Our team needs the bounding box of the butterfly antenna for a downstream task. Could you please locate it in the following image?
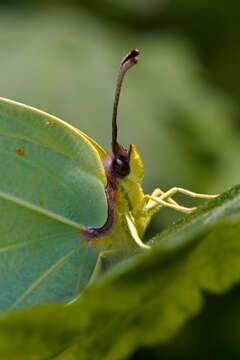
[112,49,139,156]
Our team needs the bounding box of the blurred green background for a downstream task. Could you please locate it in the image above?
[1,1,240,358]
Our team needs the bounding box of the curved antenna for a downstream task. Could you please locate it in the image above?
[112,49,140,157]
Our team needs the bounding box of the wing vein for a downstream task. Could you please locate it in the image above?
[11,244,82,309]
[0,191,82,228]
[0,230,76,253]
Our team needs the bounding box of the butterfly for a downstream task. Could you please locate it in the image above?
[0,49,217,315]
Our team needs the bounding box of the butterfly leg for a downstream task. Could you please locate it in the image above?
[146,188,180,208]
[125,213,150,249]
[152,188,177,202]
[144,194,196,213]
[144,187,218,213]
[159,187,218,201]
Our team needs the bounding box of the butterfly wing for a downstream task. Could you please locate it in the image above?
[0,97,108,314]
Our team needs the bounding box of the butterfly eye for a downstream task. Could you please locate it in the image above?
[112,155,130,178]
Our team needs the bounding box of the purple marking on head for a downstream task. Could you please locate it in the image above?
[80,158,117,242]
[80,145,133,243]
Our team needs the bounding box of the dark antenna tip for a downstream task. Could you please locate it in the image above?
[120,49,140,66]
[112,49,140,157]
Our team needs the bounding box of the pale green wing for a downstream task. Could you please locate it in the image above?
[74,127,107,160]
[0,97,108,228]
[0,97,107,314]
[0,197,99,315]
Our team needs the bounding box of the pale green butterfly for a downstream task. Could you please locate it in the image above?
[0,49,217,315]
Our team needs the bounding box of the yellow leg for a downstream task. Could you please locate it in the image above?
[143,187,193,212]
[159,187,218,201]
[144,187,218,213]
[151,188,179,206]
[144,194,197,214]
[125,213,150,249]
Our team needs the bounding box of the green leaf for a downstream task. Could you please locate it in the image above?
[1,185,240,359]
